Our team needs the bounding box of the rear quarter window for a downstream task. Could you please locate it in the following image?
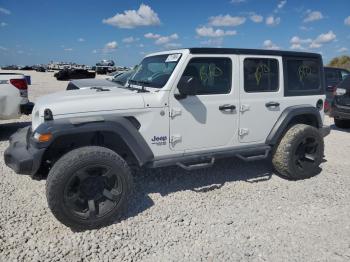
[284,57,324,96]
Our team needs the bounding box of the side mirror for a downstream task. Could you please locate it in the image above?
[175,76,199,99]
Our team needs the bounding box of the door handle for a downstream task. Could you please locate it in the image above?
[265,102,280,108]
[219,104,236,111]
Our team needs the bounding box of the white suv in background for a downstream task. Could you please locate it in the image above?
[5,48,330,230]
[0,73,34,120]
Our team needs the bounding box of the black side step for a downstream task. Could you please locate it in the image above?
[236,148,270,162]
[177,158,215,171]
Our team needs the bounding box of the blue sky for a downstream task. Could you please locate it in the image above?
[0,0,349,66]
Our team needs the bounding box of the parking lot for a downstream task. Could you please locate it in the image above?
[0,71,350,261]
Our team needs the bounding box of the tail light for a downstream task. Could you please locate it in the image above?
[10,79,28,90]
[324,100,330,112]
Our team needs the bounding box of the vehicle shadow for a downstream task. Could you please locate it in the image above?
[0,122,31,141]
[330,124,350,133]
[120,158,274,223]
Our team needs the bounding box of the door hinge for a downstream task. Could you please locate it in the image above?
[239,128,249,136]
[170,135,182,145]
[170,108,182,119]
[240,104,250,113]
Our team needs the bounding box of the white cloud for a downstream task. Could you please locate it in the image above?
[299,25,312,31]
[196,26,236,38]
[0,7,11,15]
[155,34,178,45]
[102,4,160,29]
[337,47,348,53]
[309,30,336,49]
[208,15,246,27]
[164,43,182,49]
[64,48,73,51]
[0,46,7,51]
[0,22,7,27]
[266,16,280,26]
[230,0,246,3]
[290,36,312,44]
[77,38,85,42]
[345,16,350,26]
[105,41,118,50]
[277,0,287,9]
[144,32,161,39]
[139,43,145,48]
[263,40,280,50]
[303,10,323,23]
[122,36,139,43]
[92,50,98,54]
[309,42,322,49]
[249,13,263,23]
[200,38,224,47]
[289,36,312,50]
[314,30,336,44]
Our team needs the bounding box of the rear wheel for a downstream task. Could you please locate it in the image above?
[334,118,350,129]
[272,124,324,180]
[46,146,132,230]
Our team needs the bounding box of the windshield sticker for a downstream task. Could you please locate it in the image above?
[165,54,181,63]
[255,64,270,86]
[298,65,311,82]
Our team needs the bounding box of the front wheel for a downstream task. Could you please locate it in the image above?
[46,146,133,230]
[272,124,324,180]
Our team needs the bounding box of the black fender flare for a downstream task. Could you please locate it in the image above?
[35,116,154,166]
[265,105,322,145]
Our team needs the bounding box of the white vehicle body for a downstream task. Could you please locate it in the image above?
[0,73,30,120]
[31,48,325,159]
[5,48,331,230]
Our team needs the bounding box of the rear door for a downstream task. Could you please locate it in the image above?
[238,55,284,144]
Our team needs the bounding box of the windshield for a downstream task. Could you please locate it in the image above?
[129,54,181,89]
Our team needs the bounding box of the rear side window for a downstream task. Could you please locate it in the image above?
[284,58,323,96]
[244,58,279,92]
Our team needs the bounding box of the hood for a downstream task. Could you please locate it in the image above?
[69,78,120,89]
[34,88,145,117]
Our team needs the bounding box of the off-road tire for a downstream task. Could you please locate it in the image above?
[46,146,133,230]
[334,118,350,129]
[272,124,324,180]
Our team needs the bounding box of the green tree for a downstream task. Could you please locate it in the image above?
[328,55,350,70]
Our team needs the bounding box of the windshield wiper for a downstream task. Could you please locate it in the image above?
[128,79,150,92]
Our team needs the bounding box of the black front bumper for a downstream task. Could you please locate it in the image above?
[4,126,45,176]
[20,102,34,115]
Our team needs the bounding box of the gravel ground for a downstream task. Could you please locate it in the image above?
[1,71,350,261]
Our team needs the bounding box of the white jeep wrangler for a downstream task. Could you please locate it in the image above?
[5,48,330,230]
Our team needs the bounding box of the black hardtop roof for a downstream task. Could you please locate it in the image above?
[188,48,322,59]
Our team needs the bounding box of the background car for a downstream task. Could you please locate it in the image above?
[330,75,350,128]
[66,70,134,90]
[54,69,96,81]
[324,67,350,111]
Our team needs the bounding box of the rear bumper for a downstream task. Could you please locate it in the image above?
[320,125,331,138]
[20,102,34,115]
[330,104,350,120]
[4,126,45,176]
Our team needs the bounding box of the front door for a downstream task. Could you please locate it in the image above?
[169,56,239,152]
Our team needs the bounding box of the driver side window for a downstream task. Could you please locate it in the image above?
[182,57,232,95]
